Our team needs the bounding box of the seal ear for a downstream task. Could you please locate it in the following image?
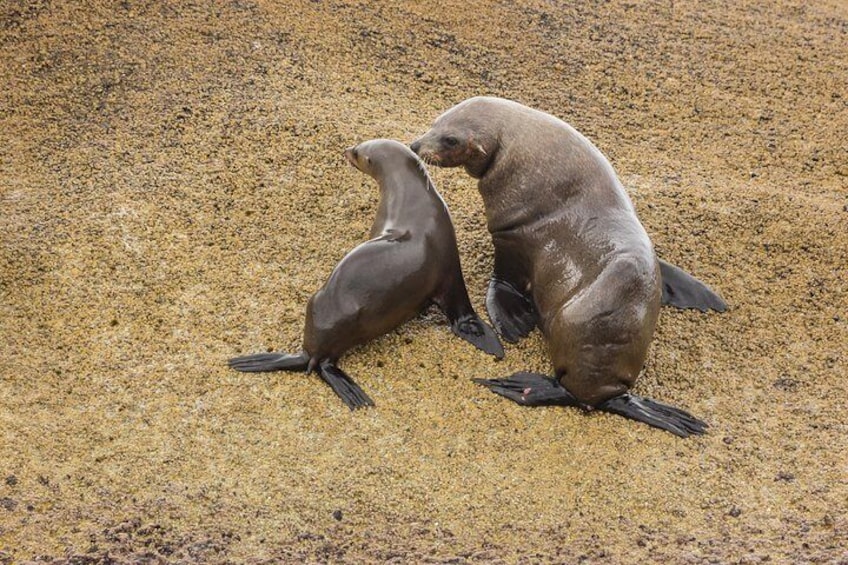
[467,132,487,156]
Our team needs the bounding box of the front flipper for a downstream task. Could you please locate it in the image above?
[228,351,310,372]
[317,361,374,410]
[486,278,538,343]
[475,372,707,438]
[474,372,581,407]
[451,315,505,359]
[597,393,708,438]
[659,259,727,313]
[434,269,504,359]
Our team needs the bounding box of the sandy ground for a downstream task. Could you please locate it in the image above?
[1,1,847,563]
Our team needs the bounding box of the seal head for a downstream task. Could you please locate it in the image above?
[410,98,501,178]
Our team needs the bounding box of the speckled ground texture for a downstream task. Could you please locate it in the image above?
[2,1,846,563]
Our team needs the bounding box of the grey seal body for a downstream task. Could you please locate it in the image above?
[412,97,716,436]
[229,139,503,409]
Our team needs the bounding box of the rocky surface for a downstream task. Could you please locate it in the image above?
[1,0,846,562]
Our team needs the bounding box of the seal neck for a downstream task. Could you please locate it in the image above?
[372,165,436,234]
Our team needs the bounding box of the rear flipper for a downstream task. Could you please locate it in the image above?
[659,259,727,313]
[228,351,310,372]
[228,352,373,409]
[486,278,538,343]
[317,361,374,410]
[451,315,505,359]
[474,372,707,438]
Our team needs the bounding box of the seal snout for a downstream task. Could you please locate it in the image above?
[410,138,439,166]
[344,146,359,168]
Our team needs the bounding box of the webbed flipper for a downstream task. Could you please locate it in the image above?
[659,259,727,313]
[228,351,310,372]
[475,372,708,438]
[317,361,374,410]
[451,315,504,359]
[485,278,538,343]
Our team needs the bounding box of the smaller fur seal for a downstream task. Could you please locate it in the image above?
[228,139,503,409]
[411,97,712,436]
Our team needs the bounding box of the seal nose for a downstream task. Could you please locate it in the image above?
[409,140,421,154]
[344,146,358,167]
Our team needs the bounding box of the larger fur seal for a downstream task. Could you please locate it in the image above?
[411,97,716,436]
[228,139,503,409]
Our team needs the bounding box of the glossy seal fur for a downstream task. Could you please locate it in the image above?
[228,139,503,409]
[411,97,718,436]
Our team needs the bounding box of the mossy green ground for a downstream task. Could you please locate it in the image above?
[1,1,846,562]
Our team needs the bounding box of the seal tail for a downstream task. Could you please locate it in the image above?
[316,362,375,410]
[451,315,505,359]
[659,259,727,313]
[227,351,310,372]
[474,372,707,438]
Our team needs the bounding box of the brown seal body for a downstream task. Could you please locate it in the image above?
[229,139,502,409]
[411,97,712,436]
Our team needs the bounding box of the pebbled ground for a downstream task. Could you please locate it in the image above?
[1,1,846,563]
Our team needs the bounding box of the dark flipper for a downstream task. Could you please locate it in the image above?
[228,351,310,372]
[659,259,727,313]
[485,278,538,343]
[228,352,372,410]
[474,372,581,407]
[597,393,708,438]
[317,362,374,410]
[435,269,504,359]
[451,315,505,359]
[474,372,707,438]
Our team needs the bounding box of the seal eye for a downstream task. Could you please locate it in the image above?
[443,136,459,148]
